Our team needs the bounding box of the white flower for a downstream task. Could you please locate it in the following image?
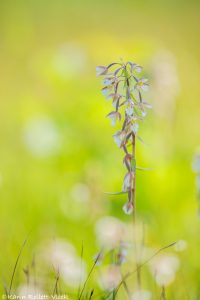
[101,86,113,97]
[131,123,139,134]
[136,78,149,91]
[98,265,121,291]
[113,130,126,147]
[17,285,43,300]
[122,172,134,191]
[141,110,147,117]
[131,289,152,300]
[123,201,133,215]
[102,77,116,86]
[23,116,61,158]
[174,240,188,252]
[150,254,180,286]
[95,216,127,248]
[107,93,122,109]
[96,66,108,76]
[45,239,87,288]
[129,62,143,73]
[107,111,121,126]
[135,64,143,73]
[126,100,135,116]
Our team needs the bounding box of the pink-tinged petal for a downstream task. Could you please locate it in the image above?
[135,78,149,92]
[101,86,113,97]
[123,201,133,215]
[141,84,149,92]
[96,66,108,76]
[123,153,133,169]
[125,100,135,116]
[113,130,126,147]
[142,101,152,109]
[122,172,134,191]
[135,65,143,73]
[102,77,116,86]
[131,123,139,134]
[107,111,121,126]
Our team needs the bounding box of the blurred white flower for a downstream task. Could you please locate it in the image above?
[174,240,188,252]
[23,116,61,157]
[70,182,90,203]
[151,50,180,119]
[98,265,121,291]
[95,216,127,248]
[131,289,152,300]
[45,239,87,288]
[53,43,87,79]
[17,285,43,300]
[150,254,180,286]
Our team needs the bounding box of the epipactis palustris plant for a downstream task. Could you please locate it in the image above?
[96,61,151,216]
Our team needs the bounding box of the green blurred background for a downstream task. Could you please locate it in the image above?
[0,0,200,297]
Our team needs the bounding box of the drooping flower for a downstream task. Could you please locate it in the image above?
[135,78,149,91]
[107,93,122,108]
[122,171,134,192]
[128,61,143,73]
[96,66,108,76]
[95,216,127,248]
[131,123,139,134]
[106,111,121,126]
[101,86,113,97]
[126,100,135,116]
[123,201,133,215]
[102,77,116,86]
[113,130,126,147]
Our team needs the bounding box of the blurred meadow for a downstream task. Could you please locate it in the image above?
[0,0,200,298]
